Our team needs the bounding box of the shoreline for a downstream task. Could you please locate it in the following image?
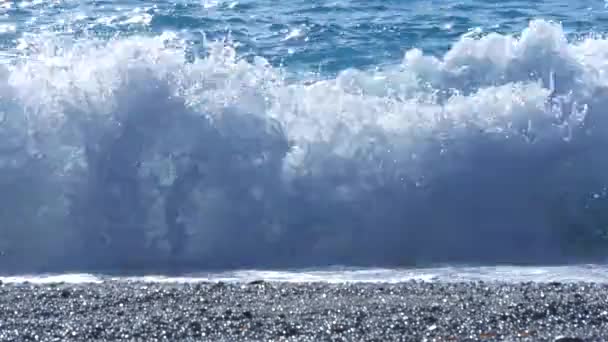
[0,281,605,341]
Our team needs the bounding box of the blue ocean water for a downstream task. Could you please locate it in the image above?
[3,1,608,72]
[3,0,608,274]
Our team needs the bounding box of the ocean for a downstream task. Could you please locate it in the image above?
[2,0,608,281]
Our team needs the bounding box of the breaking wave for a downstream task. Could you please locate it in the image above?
[2,19,608,273]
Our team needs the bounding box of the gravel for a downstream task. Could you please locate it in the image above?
[0,280,606,341]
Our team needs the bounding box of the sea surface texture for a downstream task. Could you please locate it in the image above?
[3,0,608,275]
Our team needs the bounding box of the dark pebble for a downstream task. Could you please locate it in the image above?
[555,337,586,342]
[189,321,201,332]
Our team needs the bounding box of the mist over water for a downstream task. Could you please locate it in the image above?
[2,17,608,273]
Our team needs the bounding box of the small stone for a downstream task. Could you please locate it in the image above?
[248,280,265,285]
[92,326,104,338]
[213,282,226,289]
[554,337,584,342]
[60,289,70,298]
[189,321,201,332]
[242,311,253,319]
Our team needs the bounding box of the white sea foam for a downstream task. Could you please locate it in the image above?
[0,273,103,284]
[3,265,608,284]
[1,20,608,272]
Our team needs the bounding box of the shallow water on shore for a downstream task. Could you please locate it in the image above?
[3,265,608,284]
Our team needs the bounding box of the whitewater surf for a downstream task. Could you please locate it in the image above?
[1,19,607,273]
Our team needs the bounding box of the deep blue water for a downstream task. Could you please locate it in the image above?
[3,0,608,71]
[2,0,608,273]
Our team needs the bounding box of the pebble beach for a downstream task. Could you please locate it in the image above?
[0,280,605,341]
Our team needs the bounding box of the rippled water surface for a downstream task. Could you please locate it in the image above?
[3,0,608,70]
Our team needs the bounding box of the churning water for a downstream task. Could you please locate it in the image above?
[2,0,608,277]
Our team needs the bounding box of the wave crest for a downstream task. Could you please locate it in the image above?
[2,20,608,273]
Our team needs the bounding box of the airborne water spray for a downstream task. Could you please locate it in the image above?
[1,20,608,273]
